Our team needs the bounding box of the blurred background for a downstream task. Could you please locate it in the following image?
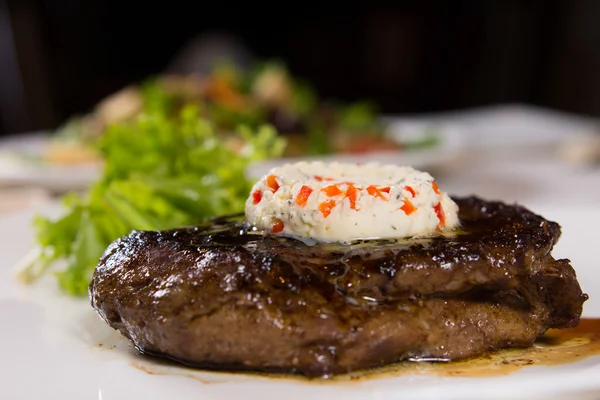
[2,0,600,135]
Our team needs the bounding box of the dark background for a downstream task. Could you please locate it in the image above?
[1,0,600,135]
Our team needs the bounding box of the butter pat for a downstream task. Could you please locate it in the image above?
[245,161,459,242]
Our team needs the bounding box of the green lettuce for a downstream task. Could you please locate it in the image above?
[18,105,285,295]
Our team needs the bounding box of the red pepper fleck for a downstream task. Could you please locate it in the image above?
[315,175,333,182]
[296,185,313,206]
[434,202,446,228]
[366,185,388,200]
[319,200,336,218]
[346,184,358,210]
[432,181,440,195]
[266,175,280,192]
[400,199,417,215]
[252,190,262,205]
[380,187,391,193]
[405,185,416,197]
[322,184,343,197]
[272,219,284,233]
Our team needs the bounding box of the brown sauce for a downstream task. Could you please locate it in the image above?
[338,318,600,381]
[129,360,227,385]
[128,318,600,383]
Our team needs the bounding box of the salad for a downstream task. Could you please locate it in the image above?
[47,61,434,164]
[18,105,285,295]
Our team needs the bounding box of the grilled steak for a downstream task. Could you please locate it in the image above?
[90,196,587,377]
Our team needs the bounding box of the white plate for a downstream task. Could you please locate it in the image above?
[0,132,102,192]
[1,203,599,400]
[382,103,599,149]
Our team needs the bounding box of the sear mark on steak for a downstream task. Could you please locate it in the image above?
[90,196,588,377]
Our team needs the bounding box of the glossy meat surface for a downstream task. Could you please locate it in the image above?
[90,196,587,376]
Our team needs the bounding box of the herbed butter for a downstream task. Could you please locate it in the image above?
[245,161,459,242]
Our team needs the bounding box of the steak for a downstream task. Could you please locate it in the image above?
[90,196,588,377]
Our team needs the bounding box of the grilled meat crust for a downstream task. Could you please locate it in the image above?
[90,196,587,376]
